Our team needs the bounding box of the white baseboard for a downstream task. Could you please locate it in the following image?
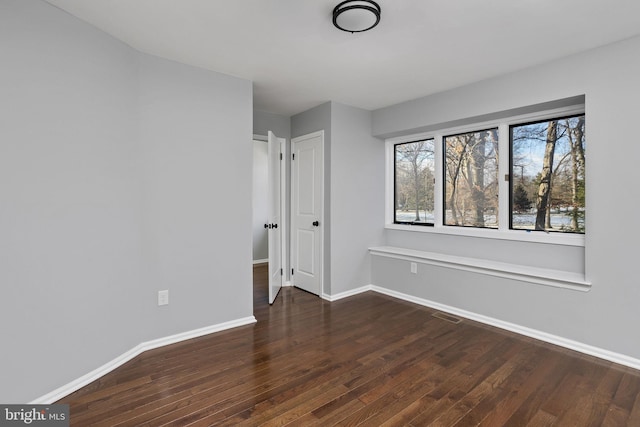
[31,316,257,404]
[31,284,640,404]
[322,286,371,302]
[369,285,640,371]
[252,259,268,265]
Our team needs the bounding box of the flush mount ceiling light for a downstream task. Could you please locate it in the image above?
[333,0,381,33]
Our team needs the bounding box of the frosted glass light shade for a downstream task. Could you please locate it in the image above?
[333,1,381,33]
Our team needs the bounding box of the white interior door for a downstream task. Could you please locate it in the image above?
[291,131,323,296]
[267,131,284,304]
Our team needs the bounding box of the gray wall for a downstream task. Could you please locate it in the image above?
[291,102,385,295]
[253,110,291,141]
[371,35,640,360]
[0,0,253,403]
[330,103,385,294]
[137,54,253,338]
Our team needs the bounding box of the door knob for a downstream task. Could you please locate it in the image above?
[312,220,319,227]
[264,223,269,229]
[272,223,278,229]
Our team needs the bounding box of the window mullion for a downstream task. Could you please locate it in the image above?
[498,124,510,231]
[434,134,444,228]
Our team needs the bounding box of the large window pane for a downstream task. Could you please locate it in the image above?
[444,129,499,228]
[394,139,435,225]
[510,115,585,233]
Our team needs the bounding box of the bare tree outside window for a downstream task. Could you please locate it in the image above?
[394,139,435,225]
[510,115,585,233]
[444,129,499,228]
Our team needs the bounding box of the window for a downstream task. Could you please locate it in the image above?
[386,105,586,245]
[444,128,499,228]
[394,139,435,225]
[510,115,585,233]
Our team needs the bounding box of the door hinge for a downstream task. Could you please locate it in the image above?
[292,153,295,160]
[291,268,294,275]
[280,268,283,276]
[280,153,283,160]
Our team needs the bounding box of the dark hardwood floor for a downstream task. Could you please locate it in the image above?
[59,264,640,426]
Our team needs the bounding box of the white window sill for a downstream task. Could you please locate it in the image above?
[385,223,585,247]
[369,245,591,292]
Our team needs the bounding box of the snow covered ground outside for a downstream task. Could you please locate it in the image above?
[395,210,584,232]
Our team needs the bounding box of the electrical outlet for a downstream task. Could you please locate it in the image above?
[158,290,169,306]
[410,262,417,274]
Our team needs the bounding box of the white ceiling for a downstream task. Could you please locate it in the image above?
[45,0,640,117]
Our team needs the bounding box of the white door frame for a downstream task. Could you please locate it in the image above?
[290,130,324,296]
[278,138,286,286]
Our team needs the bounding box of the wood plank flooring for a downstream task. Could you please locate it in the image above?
[59,264,640,426]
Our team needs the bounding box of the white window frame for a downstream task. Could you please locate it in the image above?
[385,104,586,247]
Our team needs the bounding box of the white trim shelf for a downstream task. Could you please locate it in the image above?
[369,246,591,292]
